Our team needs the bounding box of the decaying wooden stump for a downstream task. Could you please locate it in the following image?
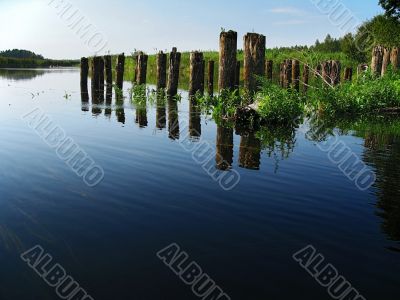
[115,53,125,91]
[235,61,241,90]
[243,33,266,93]
[167,47,181,96]
[156,51,167,90]
[371,46,384,76]
[331,60,341,85]
[390,47,399,71]
[283,59,292,89]
[381,47,391,77]
[344,67,353,81]
[266,60,273,81]
[218,30,237,91]
[279,63,284,87]
[80,57,89,90]
[207,60,215,96]
[302,64,309,93]
[292,59,300,91]
[104,55,112,87]
[189,51,205,97]
[136,51,148,85]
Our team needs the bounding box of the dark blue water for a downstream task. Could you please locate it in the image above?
[0,68,399,300]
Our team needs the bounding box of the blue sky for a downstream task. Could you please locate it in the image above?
[0,0,384,59]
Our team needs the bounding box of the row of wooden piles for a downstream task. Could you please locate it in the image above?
[80,31,400,100]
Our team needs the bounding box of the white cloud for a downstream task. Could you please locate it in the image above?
[268,7,306,16]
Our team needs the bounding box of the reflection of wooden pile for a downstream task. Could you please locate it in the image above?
[216,127,233,170]
[239,132,261,170]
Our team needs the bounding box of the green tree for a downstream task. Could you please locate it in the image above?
[379,0,400,20]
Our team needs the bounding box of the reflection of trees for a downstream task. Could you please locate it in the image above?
[308,114,400,243]
[364,133,400,242]
[0,69,46,80]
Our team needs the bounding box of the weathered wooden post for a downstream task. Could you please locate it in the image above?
[303,64,309,93]
[99,56,105,92]
[292,59,300,91]
[381,47,391,77]
[156,51,167,90]
[207,60,215,96]
[80,57,89,90]
[218,30,237,91]
[279,63,284,87]
[235,61,241,90]
[344,67,353,81]
[390,47,399,71]
[80,57,89,111]
[104,55,112,87]
[189,51,205,97]
[136,51,148,85]
[91,57,100,97]
[243,33,266,93]
[283,59,292,89]
[371,46,384,76]
[167,47,181,96]
[331,60,341,85]
[115,53,125,91]
[321,61,331,85]
[266,60,273,81]
[216,126,233,171]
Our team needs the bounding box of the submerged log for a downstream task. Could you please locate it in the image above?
[218,30,237,91]
[167,47,181,96]
[156,51,167,90]
[189,51,205,97]
[243,33,266,93]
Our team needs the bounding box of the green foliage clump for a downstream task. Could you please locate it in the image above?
[309,71,400,116]
[255,80,304,124]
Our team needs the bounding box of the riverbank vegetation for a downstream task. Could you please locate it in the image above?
[0,49,79,68]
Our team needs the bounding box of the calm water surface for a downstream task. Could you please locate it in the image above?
[0,68,399,299]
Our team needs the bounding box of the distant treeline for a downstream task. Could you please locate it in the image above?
[0,57,79,68]
[0,49,79,68]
